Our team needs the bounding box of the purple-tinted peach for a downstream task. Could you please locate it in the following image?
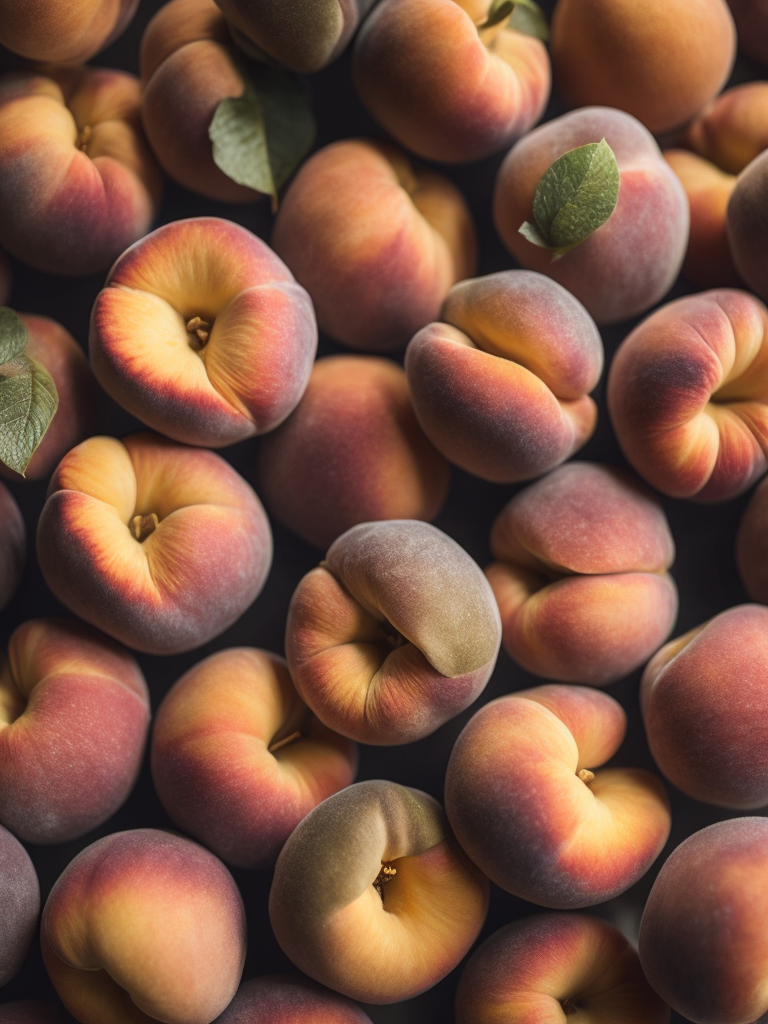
[0,1003,70,1024]
[736,474,768,601]
[37,432,273,655]
[684,83,768,176]
[727,0,768,66]
[493,107,689,325]
[42,829,246,1024]
[485,462,678,685]
[286,520,501,744]
[444,685,671,908]
[727,150,768,304]
[455,914,670,1024]
[140,0,263,203]
[272,138,477,351]
[151,647,357,869]
[0,67,162,276]
[258,355,450,548]
[639,817,768,1024]
[607,289,768,501]
[405,271,603,482]
[0,0,139,64]
[0,483,24,612]
[0,824,39,989]
[0,252,10,306]
[352,0,550,163]
[212,976,373,1023]
[269,780,489,1003]
[0,618,150,844]
[90,218,317,447]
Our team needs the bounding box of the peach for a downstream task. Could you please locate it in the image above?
[736,473,768,601]
[684,82,768,176]
[0,482,24,612]
[90,218,317,447]
[493,107,689,325]
[0,0,138,64]
[258,355,450,549]
[607,288,768,501]
[727,149,768,304]
[151,647,357,869]
[638,817,768,1024]
[0,824,39,989]
[37,432,272,655]
[272,138,477,351]
[352,0,550,163]
[286,520,501,744]
[455,914,670,1024]
[42,829,246,1024]
[213,976,373,1023]
[0,618,150,844]
[0,1005,69,1024]
[0,313,99,483]
[0,67,161,275]
[444,685,671,907]
[727,0,768,66]
[485,462,678,685]
[550,0,736,134]
[405,271,603,483]
[268,780,489,1003]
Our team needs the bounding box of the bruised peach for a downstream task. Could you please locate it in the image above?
[0,824,39,989]
[727,149,768,305]
[0,483,24,612]
[0,0,139,64]
[213,976,373,1023]
[258,355,450,549]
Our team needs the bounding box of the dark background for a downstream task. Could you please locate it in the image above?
[0,1,764,1020]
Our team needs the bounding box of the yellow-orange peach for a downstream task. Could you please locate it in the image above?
[684,83,768,176]
[0,0,139,64]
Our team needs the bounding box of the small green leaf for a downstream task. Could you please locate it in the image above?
[0,355,58,476]
[478,0,515,29]
[209,60,316,207]
[477,0,549,38]
[0,308,28,364]
[519,138,620,257]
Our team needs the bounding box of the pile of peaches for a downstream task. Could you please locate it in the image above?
[2,0,768,1021]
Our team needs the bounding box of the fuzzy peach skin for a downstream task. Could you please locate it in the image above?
[0,0,138,64]
[286,520,501,744]
[550,0,735,135]
[269,780,489,1004]
[641,605,768,808]
[684,83,768,176]
[0,313,99,483]
[36,432,272,655]
[0,824,39,989]
[213,976,373,1023]
[0,618,150,844]
[42,829,246,1024]
[0,1003,70,1024]
[90,218,317,447]
[0,483,25,613]
[638,817,768,1024]
[0,67,161,276]
[140,0,264,203]
[444,685,671,908]
[455,914,670,1024]
[493,107,689,326]
[727,0,768,66]
[352,0,550,164]
[258,355,450,549]
[213,0,376,73]
[607,289,768,501]
[151,647,358,869]
[736,473,768,601]
[485,462,678,685]
[727,150,768,305]
[272,138,477,352]
[405,271,603,483]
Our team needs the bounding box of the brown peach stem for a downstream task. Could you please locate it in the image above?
[578,768,595,784]
[76,125,92,153]
[132,512,159,542]
[268,730,302,754]
[186,316,211,349]
[373,862,397,901]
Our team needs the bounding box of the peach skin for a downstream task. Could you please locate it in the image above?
[42,829,246,1024]
[151,647,358,869]
[0,482,25,613]
[258,355,450,549]
[493,107,689,325]
[0,0,139,64]
[268,780,489,1003]
[90,218,317,447]
[639,817,768,1024]
[444,685,671,908]
[0,824,39,989]
[213,976,373,1023]
[286,520,501,744]
[736,474,768,602]
[352,0,550,163]
[405,271,603,483]
[271,138,477,351]
[607,289,768,501]
[485,462,678,685]
[727,149,768,305]
[684,83,768,177]
[0,618,150,844]
[455,914,670,1024]
[0,67,162,276]
[36,432,273,655]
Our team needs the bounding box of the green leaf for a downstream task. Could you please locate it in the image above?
[519,138,620,257]
[477,0,549,38]
[478,0,515,29]
[0,355,58,476]
[0,308,28,364]
[209,60,316,207]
